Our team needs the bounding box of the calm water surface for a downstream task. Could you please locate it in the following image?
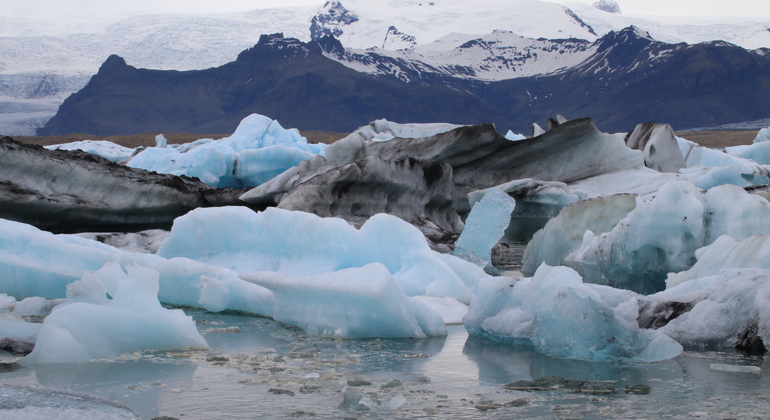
[1,309,769,419]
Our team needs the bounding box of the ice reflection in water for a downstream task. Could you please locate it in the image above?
[1,310,769,419]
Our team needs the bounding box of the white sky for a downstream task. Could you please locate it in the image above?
[1,0,769,21]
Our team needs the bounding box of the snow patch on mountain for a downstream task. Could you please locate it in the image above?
[325,30,595,82]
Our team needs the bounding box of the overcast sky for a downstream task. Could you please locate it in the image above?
[2,0,769,21]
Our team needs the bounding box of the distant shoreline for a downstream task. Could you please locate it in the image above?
[9,129,756,150]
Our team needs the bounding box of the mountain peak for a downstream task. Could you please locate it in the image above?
[310,1,359,41]
[592,0,622,14]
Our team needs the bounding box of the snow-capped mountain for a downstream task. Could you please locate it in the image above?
[38,28,770,136]
[324,31,595,82]
[2,0,770,135]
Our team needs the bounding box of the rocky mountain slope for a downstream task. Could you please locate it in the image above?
[3,0,769,135]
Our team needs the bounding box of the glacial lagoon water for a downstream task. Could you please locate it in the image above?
[2,308,770,419]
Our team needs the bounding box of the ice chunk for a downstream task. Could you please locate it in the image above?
[158,207,478,303]
[527,181,770,294]
[45,140,137,163]
[522,194,637,276]
[666,235,770,288]
[464,264,682,362]
[452,188,516,268]
[22,263,208,364]
[710,364,761,373]
[155,133,168,148]
[676,136,770,189]
[754,126,770,143]
[656,268,770,351]
[343,119,463,143]
[12,297,57,317]
[504,130,526,141]
[624,122,686,173]
[0,218,116,299]
[0,216,275,316]
[0,319,42,339]
[242,263,446,338]
[126,113,326,188]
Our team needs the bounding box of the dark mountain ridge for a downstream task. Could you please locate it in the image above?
[39,28,770,136]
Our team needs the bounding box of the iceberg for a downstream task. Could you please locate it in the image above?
[525,181,770,294]
[650,268,770,352]
[126,114,326,188]
[22,263,208,364]
[0,137,242,233]
[452,188,516,268]
[157,207,480,304]
[464,264,683,362]
[342,118,463,142]
[243,118,646,219]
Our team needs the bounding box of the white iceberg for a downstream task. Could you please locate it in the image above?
[342,119,463,143]
[22,263,208,364]
[45,140,137,163]
[464,264,683,362]
[126,114,326,188]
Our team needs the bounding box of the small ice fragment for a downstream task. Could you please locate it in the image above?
[155,133,168,148]
[383,394,406,410]
[709,363,761,373]
[453,188,516,269]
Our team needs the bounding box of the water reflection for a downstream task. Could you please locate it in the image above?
[3,311,770,419]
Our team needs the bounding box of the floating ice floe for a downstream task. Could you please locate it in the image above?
[677,136,770,189]
[22,263,208,364]
[464,264,683,362]
[524,181,770,294]
[125,113,326,188]
[624,122,686,173]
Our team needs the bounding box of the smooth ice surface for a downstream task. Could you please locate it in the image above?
[126,114,325,188]
[464,264,683,362]
[157,207,481,303]
[44,140,137,163]
[22,263,208,364]
[453,188,516,268]
[241,264,446,338]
